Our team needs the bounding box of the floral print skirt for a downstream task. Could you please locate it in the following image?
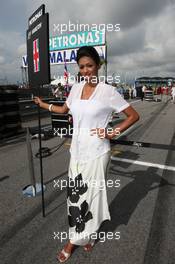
[67,151,111,246]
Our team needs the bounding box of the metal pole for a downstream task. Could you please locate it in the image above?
[21,66,24,85]
[26,127,36,196]
[24,68,28,88]
[105,41,107,82]
[38,85,45,217]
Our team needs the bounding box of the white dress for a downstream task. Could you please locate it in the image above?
[65,81,130,245]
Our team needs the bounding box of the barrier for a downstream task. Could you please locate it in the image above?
[0,88,5,139]
[144,90,154,101]
[0,85,21,138]
[49,99,73,137]
[19,98,52,122]
[22,127,46,197]
[110,139,175,151]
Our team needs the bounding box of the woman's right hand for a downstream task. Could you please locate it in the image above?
[33,96,43,107]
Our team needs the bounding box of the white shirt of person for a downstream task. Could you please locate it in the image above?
[66,81,130,163]
[142,85,146,92]
[171,86,175,95]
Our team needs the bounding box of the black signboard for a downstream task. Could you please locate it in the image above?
[27,10,50,86]
[28,4,45,28]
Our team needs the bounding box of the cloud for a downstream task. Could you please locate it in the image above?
[107,23,146,56]
[0,0,28,32]
[0,0,175,83]
[0,30,25,82]
[17,44,26,56]
[107,3,175,78]
[0,56,5,64]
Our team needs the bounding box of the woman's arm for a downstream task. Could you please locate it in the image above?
[115,105,139,133]
[33,97,69,114]
[91,105,139,139]
[107,105,139,139]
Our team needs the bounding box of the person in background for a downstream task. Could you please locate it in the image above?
[141,85,146,101]
[171,84,175,103]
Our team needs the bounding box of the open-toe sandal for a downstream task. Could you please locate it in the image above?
[57,248,71,263]
[83,241,95,252]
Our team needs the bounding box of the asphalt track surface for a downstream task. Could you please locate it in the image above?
[0,97,175,264]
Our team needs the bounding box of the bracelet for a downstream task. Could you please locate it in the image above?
[49,104,53,112]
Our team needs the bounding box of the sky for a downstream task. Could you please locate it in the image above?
[0,0,175,84]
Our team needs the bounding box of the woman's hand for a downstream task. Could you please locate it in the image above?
[33,96,43,107]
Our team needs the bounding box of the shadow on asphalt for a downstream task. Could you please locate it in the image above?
[0,175,10,182]
[0,172,68,247]
[111,150,141,169]
[44,170,68,185]
[99,167,172,236]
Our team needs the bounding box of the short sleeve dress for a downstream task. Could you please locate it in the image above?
[65,81,130,245]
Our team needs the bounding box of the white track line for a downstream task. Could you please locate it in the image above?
[130,99,141,104]
[111,156,175,172]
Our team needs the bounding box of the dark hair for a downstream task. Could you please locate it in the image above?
[76,46,101,65]
[76,72,84,82]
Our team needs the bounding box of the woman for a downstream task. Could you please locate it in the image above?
[34,46,139,263]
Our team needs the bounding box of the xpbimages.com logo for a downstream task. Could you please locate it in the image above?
[52,74,121,85]
[53,127,121,138]
[53,231,120,243]
[53,178,121,191]
[53,21,120,34]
